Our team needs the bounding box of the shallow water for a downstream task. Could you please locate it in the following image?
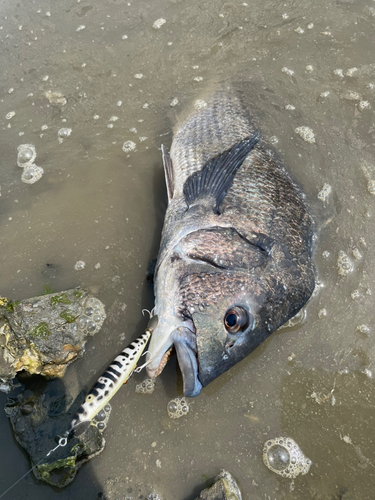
[0,0,375,498]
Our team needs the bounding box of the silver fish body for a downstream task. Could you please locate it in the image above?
[147,90,315,396]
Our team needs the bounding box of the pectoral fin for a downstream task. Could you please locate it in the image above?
[183,132,261,212]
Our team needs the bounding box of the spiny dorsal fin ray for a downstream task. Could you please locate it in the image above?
[161,144,174,203]
[183,131,261,212]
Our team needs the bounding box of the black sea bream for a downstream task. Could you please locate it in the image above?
[146,89,315,396]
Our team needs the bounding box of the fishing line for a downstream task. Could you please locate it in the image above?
[0,437,67,499]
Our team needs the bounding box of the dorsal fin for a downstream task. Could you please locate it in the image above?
[183,132,261,212]
[161,144,174,203]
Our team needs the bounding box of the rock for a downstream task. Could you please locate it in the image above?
[0,288,106,392]
[194,470,242,500]
[4,381,111,487]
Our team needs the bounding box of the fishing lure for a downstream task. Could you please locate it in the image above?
[66,315,158,438]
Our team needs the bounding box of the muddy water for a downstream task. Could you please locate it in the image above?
[1,0,375,498]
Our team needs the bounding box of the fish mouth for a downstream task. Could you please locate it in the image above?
[146,326,203,397]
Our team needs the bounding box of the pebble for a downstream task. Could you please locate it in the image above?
[295,126,316,144]
[305,65,313,73]
[74,261,86,271]
[153,18,166,29]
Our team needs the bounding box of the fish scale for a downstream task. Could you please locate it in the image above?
[147,88,315,397]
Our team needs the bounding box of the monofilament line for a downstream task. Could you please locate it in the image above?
[0,439,67,499]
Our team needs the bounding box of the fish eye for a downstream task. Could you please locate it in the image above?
[224,306,248,333]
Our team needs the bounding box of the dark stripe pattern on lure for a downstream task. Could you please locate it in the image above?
[67,329,152,436]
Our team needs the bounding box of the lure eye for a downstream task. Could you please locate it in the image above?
[85,394,95,403]
[224,306,248,334]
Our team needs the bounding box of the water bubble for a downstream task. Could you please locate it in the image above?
[74,260,86,271]
[122,140,136,153]
[95,409,106,421]
[135,377,155,394]
[359,100,371,111]
[295,126,316,144]
[57,127,72,142]
[337,251,353,276]
[87,320,96,333]
[281,67,294,76]
[152,18,166,29]
[92,403,111,432]
[85,307,94,316]
[263,437,312,478]
[21,165,44,184]
[194,100,207,111]
[78,316,88,330]
[267,445,290,470]
[317,183,332,202]
[6,111,15,119]
[167,397,190,419]
[168,401,177,413]
[45,90,67,107]
[17,144,36,167]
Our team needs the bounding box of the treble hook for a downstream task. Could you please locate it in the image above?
[134,351,152,373]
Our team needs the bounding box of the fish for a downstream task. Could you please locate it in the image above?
[66,316,157,438]
[146,89,315,397]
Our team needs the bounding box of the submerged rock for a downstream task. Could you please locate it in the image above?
[4,382,111,487]
[194,470,242,500]
[0,288,106,392]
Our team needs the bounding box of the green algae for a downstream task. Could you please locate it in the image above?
[28,322,51,339]
[50,293,71,307]
[59,310,76,323]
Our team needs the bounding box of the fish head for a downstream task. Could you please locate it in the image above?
[146,228,312,397]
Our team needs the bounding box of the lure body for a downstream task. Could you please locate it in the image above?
[68,330,151,436]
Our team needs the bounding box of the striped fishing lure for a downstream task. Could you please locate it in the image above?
[67,315,157,438]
